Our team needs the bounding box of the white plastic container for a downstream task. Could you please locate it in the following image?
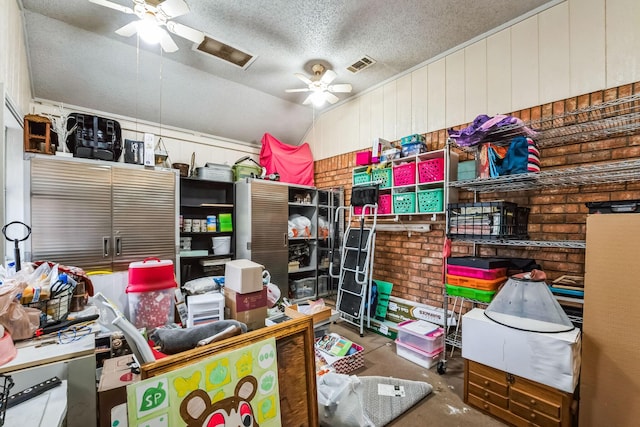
[212,236,231,255]
[395,339,443,369]
[396,319,444,353]
[187,292,225,328]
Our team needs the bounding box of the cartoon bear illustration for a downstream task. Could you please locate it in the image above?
[180,375,260,427]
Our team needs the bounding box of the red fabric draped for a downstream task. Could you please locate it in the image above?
[260,133,315,186]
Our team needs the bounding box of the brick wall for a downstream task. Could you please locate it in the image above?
[314,83,640,309]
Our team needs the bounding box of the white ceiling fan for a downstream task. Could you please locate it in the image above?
[88,0,206,53]
[286,64,353,106]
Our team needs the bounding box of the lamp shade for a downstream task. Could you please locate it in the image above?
[484,276,575,333]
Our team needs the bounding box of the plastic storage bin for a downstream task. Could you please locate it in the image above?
[445,274,506,291]
[353,171,371,185]
[396,320,444,353]
[371,168,392,189]
[417,188,444,213]
[395,339,443,369]
[446,264,507,280]
[393,193,416,214]
[393,163,416,186]
[126,258,177,329]
[378,194,392,214]
[445,283,497,303]
[418,158,445,183]
[355,150,372,165]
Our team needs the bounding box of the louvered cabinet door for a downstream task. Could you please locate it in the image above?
[111,166,177,271]
[30,158,113,271]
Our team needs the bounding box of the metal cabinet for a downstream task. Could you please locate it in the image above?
[29,157,177,271]
[235,179,289,297]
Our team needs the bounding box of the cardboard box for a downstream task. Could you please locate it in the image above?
[366,317,399,340]
[461,308,581,393]
[224,287,267,313]
[386,296,456,326]
[285,303,331,325]
[224,259,264,294]
[226,306,267,331]
[98,355,140,427]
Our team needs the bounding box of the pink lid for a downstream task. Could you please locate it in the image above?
[127,257,177,293]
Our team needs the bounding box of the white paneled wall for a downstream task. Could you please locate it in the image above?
[486,29,512,116]
[445,50,466,128]
[606,0,640,87]
[1,0,32,115]
[569,0,606,97]
[511,16,540,111]
[464,40,488,124]
[306,0,640,160]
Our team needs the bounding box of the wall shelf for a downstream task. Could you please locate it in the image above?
[449,158,640,193]
[452,238,586,249]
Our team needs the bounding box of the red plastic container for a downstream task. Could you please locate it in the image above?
[418,158,445,183]
[127,258,177,329]
[446,264,507,280]
[393,162,416,186]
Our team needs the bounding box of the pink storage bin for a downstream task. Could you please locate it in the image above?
[393,162,416,186]
[418,158,445,183]
[356,150,372,165]
[354,194,391,215]
[446,264,507,280]
[378,194,392,214]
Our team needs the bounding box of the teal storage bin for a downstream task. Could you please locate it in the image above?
[457,160,477,181]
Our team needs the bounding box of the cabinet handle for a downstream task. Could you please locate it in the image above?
[283,232,288,247]
[103,237,110,257]
[115,237,122,256]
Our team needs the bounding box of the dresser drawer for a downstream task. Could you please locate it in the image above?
[467,371,509,397]
[510,386,561,419]
[510,400,561,427]
[467,360,508,384]
[468,382,509,409]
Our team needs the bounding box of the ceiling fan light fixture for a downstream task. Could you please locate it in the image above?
[137,16,163,45]
[310,91,327,107]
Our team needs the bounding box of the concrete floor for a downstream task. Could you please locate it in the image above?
[329,320,507,427]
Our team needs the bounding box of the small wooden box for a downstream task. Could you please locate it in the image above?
[285,304,331,325]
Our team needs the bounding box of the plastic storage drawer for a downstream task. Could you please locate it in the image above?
[395,339,443,369]
[445,274,506,291]
[396,320,444,353]
[446,264,507,279]
[445,283,497,303]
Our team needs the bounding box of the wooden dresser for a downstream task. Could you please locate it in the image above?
[465,359,575,427]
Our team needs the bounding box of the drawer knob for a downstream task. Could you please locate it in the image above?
[484,380,489,386]
[530,413,536,419]
[530,399,536,405]
[483,403,489,409]
[484,392,489,398]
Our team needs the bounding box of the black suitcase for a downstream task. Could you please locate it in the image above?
[66,113,122,161]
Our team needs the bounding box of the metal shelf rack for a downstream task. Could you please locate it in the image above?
[451,238,585,249]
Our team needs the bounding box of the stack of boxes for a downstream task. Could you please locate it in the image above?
[445,257,509,303]
[394,319,444,369]
[223,259,267,330]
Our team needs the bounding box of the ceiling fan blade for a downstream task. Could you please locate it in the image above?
[324,92,340,104]
[88,0,134,14]
[285,88,310,93]
[115,21,139,37]
[157,0,190,18]
[159,29,179,52]
[328,83,352,93]
[320,69,337,85]
[166,21,205,44]
[302,94,314,105]
[294,73,313,85]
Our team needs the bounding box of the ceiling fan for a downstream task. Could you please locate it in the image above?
[88,0,206,53]
[286,64,353,106]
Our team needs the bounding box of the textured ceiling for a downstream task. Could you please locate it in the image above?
[20,0,554,146]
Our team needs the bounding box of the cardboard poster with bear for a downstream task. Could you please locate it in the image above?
[126,337,281,426]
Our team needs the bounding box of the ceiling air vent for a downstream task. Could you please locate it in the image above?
[347,55,376,74]
[196,36,257,69]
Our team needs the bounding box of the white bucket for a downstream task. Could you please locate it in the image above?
[212,236,231,255]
